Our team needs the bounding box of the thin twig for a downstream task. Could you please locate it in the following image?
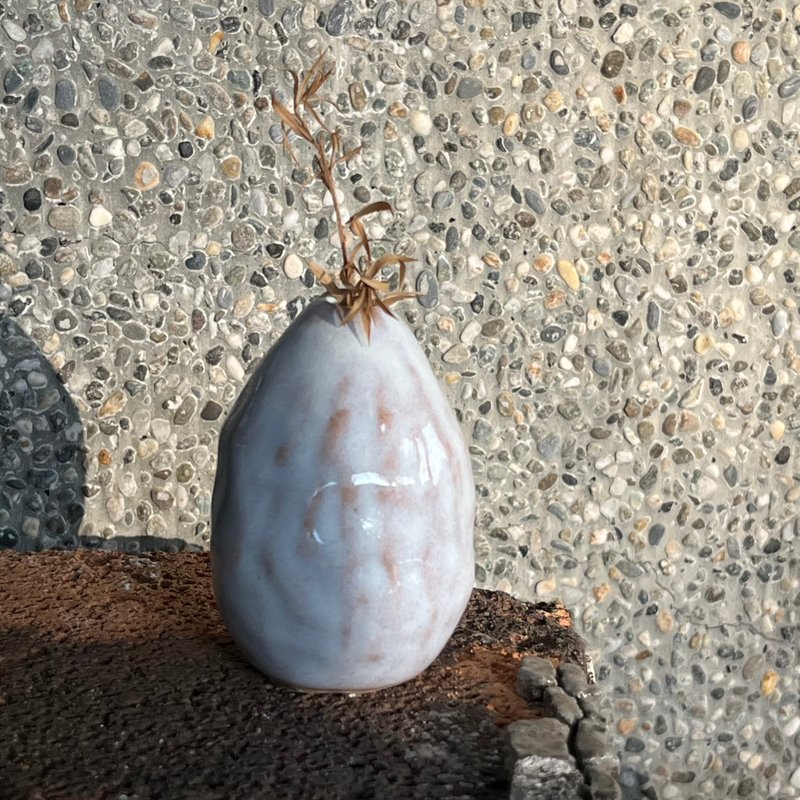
[270,50,417,338]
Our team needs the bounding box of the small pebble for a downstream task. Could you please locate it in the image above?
[731,41,750,63]
[89,206,113,227]
[22,188,42,212]
[557,259,580,291]
[550,50,569,76]
[134,162,160,191]
[283,253,303,279]
[195,115,215,139]
[97,76,121,111]
[54,79,76,110]
[601,51,625,79]
[778,74,800,100]
[456,77,484,99]
[694,66,716,93]
[221,156,242,179]
[410,111,432,136]
[47,205,81,231]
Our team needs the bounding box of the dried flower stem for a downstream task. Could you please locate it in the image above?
[271,51,416,339]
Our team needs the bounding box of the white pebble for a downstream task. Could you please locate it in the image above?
[283,253,304,280]
[250,189,267,217]
[460,320,481,344]
[612,21,633,44]
[89,206,113,227]
[568,224,589,247]
[225,355,245,382]
[783,716,800,737]
[107,139,125,158]
[410,110,433,136]
[587,223,611,243]
[745,264,763,283]
[790,767,800,789]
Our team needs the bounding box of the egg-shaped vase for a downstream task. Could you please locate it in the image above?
[210,298,475,692]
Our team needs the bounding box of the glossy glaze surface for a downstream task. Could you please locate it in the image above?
[211,299,475,691]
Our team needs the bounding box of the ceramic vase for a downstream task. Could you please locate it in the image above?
[211,298,474,691]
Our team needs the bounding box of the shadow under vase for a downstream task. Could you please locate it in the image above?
[0,315,86,551]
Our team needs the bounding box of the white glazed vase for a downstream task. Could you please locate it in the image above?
[211,298,475,692]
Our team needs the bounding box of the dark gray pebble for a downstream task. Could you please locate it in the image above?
[201,401,223,421]
[227,70,250,90]
[432,190,454,210]
[549,50,569,75]
[601,50,625,79]
[4,68,24,93]
[646,301,660,331]
[523,188,546,214]
[713,1,740,18]
[174,395,197,426]
[742,95,758,121]
[445,226,459,251]
[193,3,220,18]
[450,170,466,191]
[22,86,39,111]
[648,525,664,546]
[415,270,439,309]
[778,74,800,100]
[148,56,174,70]
[719,158,738,181]
[326,0,353,36]
[693,66,716,93]
[185,251,207,270]
[97,76,120,111]
[54,79,76,110]
[456,77,484,99]
[541,325,566,344]
[57,144,76,165]
[23,188,41,212]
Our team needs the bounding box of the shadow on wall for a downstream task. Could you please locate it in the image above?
[0,316,86,552]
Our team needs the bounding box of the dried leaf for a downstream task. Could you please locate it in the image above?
[360,276,391,293]
[367,252,415,279]
[341,290,367,325]
[336,146,362,165]
[349,217,371,265]
[273,54,417,334]
[272,96,314,143]
[298,50,329,103]
[348,201,393,223]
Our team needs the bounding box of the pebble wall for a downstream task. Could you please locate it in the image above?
[1,0,799,797]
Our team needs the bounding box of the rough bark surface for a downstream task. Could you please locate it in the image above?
[0,551,587,800]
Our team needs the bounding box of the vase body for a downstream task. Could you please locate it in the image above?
[211,298,474,691]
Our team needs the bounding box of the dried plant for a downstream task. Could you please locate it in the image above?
[271,51,416,339]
